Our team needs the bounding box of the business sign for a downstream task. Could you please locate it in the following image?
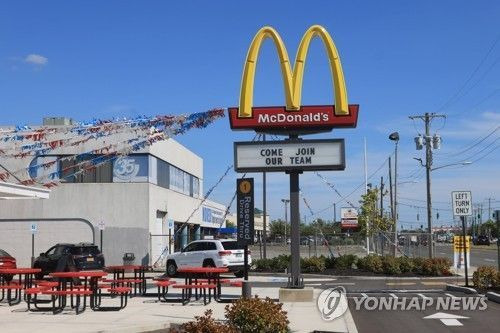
[451,191,472,216]
[113,155,148,182]
[234,139,345,173]
[453,236,471,269]
[236,178,254,245]
[202,206,225,227]
[229,25,359,134]
[97,221,105,231]
[340,208,358,229]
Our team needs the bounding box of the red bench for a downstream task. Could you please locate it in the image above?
[154,280,177,302]
[173,284,217,305]
[92,287,132,311]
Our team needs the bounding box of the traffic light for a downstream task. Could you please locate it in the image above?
[417,213,420,221]
[436,212,440,220]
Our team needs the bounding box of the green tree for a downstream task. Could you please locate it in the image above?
[226,220,235,228]
[269,219,286,237]
[358,188,393,236]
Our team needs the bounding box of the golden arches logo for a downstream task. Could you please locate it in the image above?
[239,25,349,118]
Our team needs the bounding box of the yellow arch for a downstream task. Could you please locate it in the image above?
[238,25,349,118]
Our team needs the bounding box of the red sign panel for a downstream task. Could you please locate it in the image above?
[229,105,359,133]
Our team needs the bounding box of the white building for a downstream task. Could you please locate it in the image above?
[0,118,228,267]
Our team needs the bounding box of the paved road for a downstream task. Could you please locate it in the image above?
[348,291,499,333]
[433,244,498,266]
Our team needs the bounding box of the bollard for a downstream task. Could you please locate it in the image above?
[242,281,252,298]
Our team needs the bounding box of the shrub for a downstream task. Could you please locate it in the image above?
[172,309,235,333]
[397,256,415,273]
[225,297,289,333]
[420,258,452,276]
[382,255,401,275]
[301,256,326,273]
[324,255,336,269]
[253,258,272,271]
[358,254,383,273]
[334,254,358,270]
[473,266,498,292]
[412,257,425,274]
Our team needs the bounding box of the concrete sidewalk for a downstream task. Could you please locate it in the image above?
[0,281,356,333]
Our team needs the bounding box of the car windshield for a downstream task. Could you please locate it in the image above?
[70,246,100,255]
[0,249,12,257]
[221,241,244,250]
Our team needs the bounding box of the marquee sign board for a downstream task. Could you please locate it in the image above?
[341,207,359,229]
[236,178,254,246]
[234,139,345,173]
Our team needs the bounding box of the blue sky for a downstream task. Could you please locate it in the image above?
[1,1,499,227]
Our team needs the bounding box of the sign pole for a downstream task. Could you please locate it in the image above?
[31,233,35,267]
[461,216,469,287]
[288,135,303,289]
[244,244,249,280]
[100,229,103,252]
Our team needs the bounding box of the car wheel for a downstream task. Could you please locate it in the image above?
[203,259,215,268]
[234,270,245,278]
[166,260,177,277]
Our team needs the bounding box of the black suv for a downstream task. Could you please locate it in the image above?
[473,235,490,246]
[33,243,105,279]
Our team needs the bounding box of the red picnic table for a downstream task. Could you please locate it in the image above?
[175,266,229,304]
[0,268,41,305]
[104,265,148,296]
[47,271,109,314]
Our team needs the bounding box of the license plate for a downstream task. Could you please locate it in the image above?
[235,253,242,258]
[87,257,94,262]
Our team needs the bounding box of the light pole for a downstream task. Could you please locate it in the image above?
[414,157,472,258]
[281,198,290,245]
[389,132,399,256]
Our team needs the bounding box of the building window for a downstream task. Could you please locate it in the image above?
[157,159,169,188]
[60,155,113,183]
[191,176,199,198]
[169,165,184,192]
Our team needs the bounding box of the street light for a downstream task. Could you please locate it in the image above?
[413,157,472,258]
[431,161,472,171]
[389,131,399,256]
[281,199,290,245]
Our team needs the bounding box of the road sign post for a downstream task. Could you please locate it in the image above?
[30,223,37,266]
[237,178,254,298]
[451,191,472,287]
[98,221,105,252]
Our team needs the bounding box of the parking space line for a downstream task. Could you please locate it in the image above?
[421,281,447,286]
[386,282,416,286]
[417,293,431,300]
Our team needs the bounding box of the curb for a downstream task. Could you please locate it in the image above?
[485,291,500,304]
[250,272,459,280]
[445,284,478,294]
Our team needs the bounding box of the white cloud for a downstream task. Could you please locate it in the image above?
[24,54,48,66]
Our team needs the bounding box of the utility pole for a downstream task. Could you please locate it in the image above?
[409,112,446,259]
[486,198,495,221]
[333,203,337,223]
[364,137,369,254]
[380,176,384,218]
[388,157,394,233]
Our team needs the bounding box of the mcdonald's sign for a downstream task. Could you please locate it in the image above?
[229,25,359,133]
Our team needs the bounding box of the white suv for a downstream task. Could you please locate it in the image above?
[165,239,252,278]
